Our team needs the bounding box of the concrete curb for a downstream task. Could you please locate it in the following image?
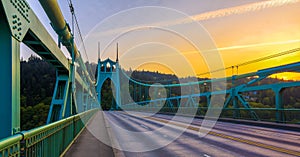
[217,118,300,132]
[158,112,300,132]
[103,111,126,157]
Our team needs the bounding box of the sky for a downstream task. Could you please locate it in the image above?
[24,0,300,79]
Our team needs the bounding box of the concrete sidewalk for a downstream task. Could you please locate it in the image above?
[64,111,114,157]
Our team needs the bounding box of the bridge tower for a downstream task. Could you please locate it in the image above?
[0,3,21,138]
[95,43,121,110]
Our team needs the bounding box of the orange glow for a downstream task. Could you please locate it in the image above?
[180,2,300,79]
[270,73,300,81]
[100,1,300,80]
[135,62,174,75]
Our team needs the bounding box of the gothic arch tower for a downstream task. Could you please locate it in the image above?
[95,43,121,110]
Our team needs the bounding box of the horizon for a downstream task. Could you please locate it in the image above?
[22,54,299,82]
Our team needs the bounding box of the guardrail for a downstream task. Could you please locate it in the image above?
[122,105,300,123]
[0,109,98,157]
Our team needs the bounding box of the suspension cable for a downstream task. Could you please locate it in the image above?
[197,47,300,77]
[66,0,95,79]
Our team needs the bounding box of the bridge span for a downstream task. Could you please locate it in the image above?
[0,0,300,156]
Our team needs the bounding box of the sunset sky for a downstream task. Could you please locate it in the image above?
[25,0,300,79]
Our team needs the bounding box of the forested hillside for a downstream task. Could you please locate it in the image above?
[20,55,55,130]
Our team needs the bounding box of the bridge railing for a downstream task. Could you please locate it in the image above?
[0,109,98,157]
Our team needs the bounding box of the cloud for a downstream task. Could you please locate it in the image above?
[121,39,300,61]
[97,0,300,37]
[191,0,300,21]
[213,39,300,52]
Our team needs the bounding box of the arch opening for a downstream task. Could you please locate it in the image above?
[100,78,117,110]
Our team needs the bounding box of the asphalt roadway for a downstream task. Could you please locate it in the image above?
[65,111,300,157]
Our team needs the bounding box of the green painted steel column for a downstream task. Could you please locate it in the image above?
[145,86,149,101]
[0,8,20,139]
[274,87,285,123]
[76,86,84,113]
[83,91,88,111]
[133,83,136,102]
[115,63,122,110]
[139,85,142,102]
[206,94,211,107]
[47,75,71,124]
[231,77,240,119]
[232,92,241,119]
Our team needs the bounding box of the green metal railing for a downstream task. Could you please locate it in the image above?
[0,109,98,157]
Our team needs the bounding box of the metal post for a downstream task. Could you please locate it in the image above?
[47,75,70,124]
[231,76,240,119]
[114,63,121,110]
[145,86,148,101]
[133,83,136,102]
[83,91,88,111]
[76,86,84,113]
[139,85,142,102]
[89,95,93,109]
[232,91,241,119]
[274,87,285,123]
[65,83,73,117]
[206,94,211,107]
[0,10,20,138]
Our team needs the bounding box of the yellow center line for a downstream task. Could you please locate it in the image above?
[146,116,300,156]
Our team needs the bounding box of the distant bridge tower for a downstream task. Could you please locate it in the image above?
[95,43,121,110]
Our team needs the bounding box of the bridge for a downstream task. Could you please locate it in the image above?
[0,0,300,157]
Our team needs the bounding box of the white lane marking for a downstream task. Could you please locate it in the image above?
[204,154,211,157]
[140,124,149,129]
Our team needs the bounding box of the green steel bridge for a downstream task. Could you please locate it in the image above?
[0,0,300,156]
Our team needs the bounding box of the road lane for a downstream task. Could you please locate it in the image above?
[104,111,300,156]
[152,113,300,151]
[147,113,300,156]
